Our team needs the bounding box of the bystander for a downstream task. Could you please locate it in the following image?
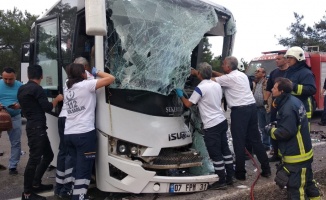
[0,67,23,175]
[18,65,64,200]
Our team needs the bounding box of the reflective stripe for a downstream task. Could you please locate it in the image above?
[214,166,225,170]
[307,97,312,119]
[56,177,65,184]
[223,155,232,159]
[224,160,233,164]
[56,170,65,177]
[283,149,313,163]
[73,188,88,195]
[270,127,277,140]
[56,167,73,177]
[56,176,74,184]
[297,84,303,95]
[212,160,224,165]
[309,196,321,200]
[65,176,74,183]
[65,167,73,175]
[283,166,290,174]
[75,179,90,186]
[299,168,306,200]
[296,125,306,155]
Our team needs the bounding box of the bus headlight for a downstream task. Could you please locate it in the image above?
[130,146,138,155]
[118,144,126,154]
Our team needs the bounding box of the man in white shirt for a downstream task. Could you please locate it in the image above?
[176,62,234,189]
[213,56,271,181]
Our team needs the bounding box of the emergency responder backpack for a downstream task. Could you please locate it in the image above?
[0,107,12,132]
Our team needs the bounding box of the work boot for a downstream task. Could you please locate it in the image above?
[21,192,46,200]
[235,173,246,181]
[9,168,18,175]
[261,169,271,178]
[0,164,6,171]
[209,181,227,190]
[226,177,237,185]
[32,184,53,193]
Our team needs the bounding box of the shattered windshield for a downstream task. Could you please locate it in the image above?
[105,0,219,95]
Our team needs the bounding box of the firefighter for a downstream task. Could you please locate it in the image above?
[265,77,320,200]
[284,46,316,122]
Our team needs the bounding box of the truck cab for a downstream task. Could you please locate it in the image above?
[246,49,326,111]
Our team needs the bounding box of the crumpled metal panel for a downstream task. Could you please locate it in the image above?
[188,106,214,175]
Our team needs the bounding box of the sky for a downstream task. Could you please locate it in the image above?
[1,0,326,62]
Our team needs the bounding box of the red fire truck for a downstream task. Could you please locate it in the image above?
[246,48,326,111]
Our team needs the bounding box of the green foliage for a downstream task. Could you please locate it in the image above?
[201,37,222,71]
[201,37,214,62]
[278,12,326,51]
[201,37,249,72]
[0,8,38,80]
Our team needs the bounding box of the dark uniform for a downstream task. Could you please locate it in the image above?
[17,80,54,194]
[270,93,320,199]
[284,61,316,120]
[266,68,288,158]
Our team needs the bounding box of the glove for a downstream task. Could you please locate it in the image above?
[91,67,98,77]
[175,89,184,98]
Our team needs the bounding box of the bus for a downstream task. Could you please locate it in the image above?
[21,0,236,193]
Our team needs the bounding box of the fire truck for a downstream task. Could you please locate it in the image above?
[246,47,326,110]
[20,0,236,194]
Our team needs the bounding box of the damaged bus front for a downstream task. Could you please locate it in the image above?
[21,0,236,193]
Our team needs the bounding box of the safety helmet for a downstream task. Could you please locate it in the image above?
[237,61,245,72]
[284,46,305,61]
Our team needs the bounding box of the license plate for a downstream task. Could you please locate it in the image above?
[169,183,208,193]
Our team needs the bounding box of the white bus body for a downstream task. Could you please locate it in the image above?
[20,0,236,193]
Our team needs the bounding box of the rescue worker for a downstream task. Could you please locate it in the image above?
[284,46,316,123]
[212,56,271,181]
[64,63,115,200]
[265,77,320,200]
[176,63,234,189]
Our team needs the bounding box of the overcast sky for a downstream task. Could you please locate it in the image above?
[2,0,326,61]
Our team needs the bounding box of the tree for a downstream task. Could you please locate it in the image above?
[201,37,222,71]
[277,12,326,51]
[0,8,38,79]
[201,37,249,72]
[201,37,214,62]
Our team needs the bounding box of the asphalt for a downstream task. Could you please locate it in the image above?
[0,112,325,200]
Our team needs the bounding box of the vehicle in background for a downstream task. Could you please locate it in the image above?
[246,47,326,111]
[20,0,236,194]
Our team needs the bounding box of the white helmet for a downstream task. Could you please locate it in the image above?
[237,60,245,72]
[285,46,305,61]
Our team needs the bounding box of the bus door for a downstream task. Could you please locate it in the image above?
[34,15,63,115]
[34,15,63,166]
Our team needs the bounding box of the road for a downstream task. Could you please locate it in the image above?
[0,111,325,200]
